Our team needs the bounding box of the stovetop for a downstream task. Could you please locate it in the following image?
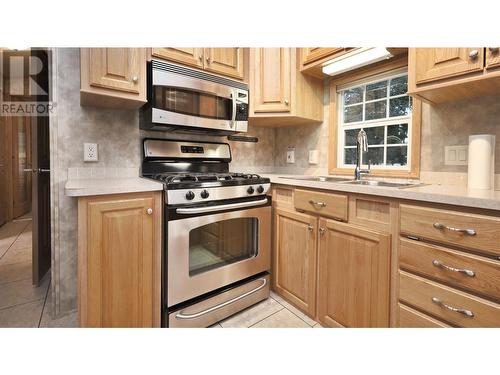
[145,172,270,190]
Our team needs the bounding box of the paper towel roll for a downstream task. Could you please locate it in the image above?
[468,134,495,190]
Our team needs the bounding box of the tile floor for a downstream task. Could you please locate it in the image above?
[0,217,77,328]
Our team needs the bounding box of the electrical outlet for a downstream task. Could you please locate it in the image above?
[445,145,467,165]
[84,143,98,162]
[286,147,295,164]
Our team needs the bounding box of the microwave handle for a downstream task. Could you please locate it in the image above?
[176,198,268,215]
[230,92,237,128]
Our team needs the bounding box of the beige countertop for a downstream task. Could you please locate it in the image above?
[65,177,164,197]
[263,174,500,211]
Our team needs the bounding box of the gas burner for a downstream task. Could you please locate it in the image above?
[230,173,262,180]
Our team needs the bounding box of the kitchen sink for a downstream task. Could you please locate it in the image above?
[342,180,424,188]
[280,176,352,182]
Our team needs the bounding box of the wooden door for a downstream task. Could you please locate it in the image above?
[273,208,317,317]
[301,48,344,65]
[204,48,244,79]
[317,219,391,327]
[251,48,291,113]
[414,48,484,84]
[12,116,32,218]
[88,48,143,94]
[78,193,161,327]
[151,48,204,68]
[486,47,500,69]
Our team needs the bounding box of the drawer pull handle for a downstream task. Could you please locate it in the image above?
[309,200,327,207]
[433,222,476,236]
[432,260,475,277]
[431,297,474,318]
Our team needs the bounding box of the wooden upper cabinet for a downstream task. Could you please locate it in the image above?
[317,219,391,328]
[78,192,161,328]
[251,48,292,113]
[273,208,317,317]
[414,48,484,84]
[204,48,244,79]
[151,48,203,69]
[486,47,500,69]
[301,47,345,66]
[80,48,147,109]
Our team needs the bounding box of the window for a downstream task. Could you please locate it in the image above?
[337,69,412,170]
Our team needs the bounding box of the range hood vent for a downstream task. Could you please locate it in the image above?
[322,48,393,77]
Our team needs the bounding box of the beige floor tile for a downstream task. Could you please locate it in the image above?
[270,291,317,326]
[0,220,28,239]
[40,309,78,328]
[312,323,324,328]
[0,246,32,266]
[220,297,283,328]
[0,299,45,327]
[0,261,32,285]
[251,308,310,328]
[208,323,223,328]
[0,275,49,309]
[9,235,32,251]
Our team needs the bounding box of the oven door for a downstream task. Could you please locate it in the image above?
[167,199,271,307]
[152,68,242,133]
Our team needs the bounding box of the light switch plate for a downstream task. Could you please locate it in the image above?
[309,149,319,165]
[84,143,98,162]
[445,145,467,165]
[286,147,295,164]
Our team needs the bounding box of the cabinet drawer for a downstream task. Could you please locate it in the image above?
[294,189,347,221]
[400,204,500,256]
[397,303,450,328]
[399,271,500,327]
[400,238,500,300]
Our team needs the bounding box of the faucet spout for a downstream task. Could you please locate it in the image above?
[354,129,370,180]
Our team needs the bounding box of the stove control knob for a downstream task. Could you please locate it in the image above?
[185,191,195,200]
[200,190,210,199]
[257,185,265,194]
[247,186,255,194]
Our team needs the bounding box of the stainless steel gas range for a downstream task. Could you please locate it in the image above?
[141,138,271,327]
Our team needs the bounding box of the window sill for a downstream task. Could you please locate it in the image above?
[329,167,420,179]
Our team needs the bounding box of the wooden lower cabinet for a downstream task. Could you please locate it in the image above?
[317,219,391,327]
[273,208,317,317]
[78,192,162,327]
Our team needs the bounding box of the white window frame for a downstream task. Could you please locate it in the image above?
[336,67,412,170]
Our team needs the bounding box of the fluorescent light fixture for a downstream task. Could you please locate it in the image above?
[322,47,393,76]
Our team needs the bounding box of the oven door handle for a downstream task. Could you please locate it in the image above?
[176,198,268,215]
[175,278,267,320]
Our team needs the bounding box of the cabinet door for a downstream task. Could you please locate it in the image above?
[317,219,391,327]
[79,194,161,327]
[251,48,291,113]
[273,208,317,317]
[204,48,244,79]
[88,48,143,94]
[414,48,484,84]
[301,47,345,65]
[486,47,500,69]
[151,48,204,68]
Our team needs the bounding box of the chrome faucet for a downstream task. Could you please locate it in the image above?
[354,129,370,180]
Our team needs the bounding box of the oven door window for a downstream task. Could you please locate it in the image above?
[154,86,232,120]
[189,218,258,276]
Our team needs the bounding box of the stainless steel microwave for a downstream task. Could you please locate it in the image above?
[140,60,249,134]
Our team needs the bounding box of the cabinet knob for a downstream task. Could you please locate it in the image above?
[146,208,153,215]
[489,47,499,53]
[206,56,210,64]
[468,49,479,59]
[132,76,138,83]
[319,228,326,236]
[307,224,314,232]
[199,55,203,61]
[284,99,289,105]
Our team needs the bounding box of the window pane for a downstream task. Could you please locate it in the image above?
[387,124,408,144]
[366,80,387,101]
[365,100,386,120]
[344,148,357,165]
[344,87,363,106]
[390,76,408,96]
[365,126,384,145]
[345,129,358,146]
[344,104,362,123]
[387,146,408,166]
[363,147,384,165]
[389,96,412,117]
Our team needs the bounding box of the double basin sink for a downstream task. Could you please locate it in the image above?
[280,176,423,189]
